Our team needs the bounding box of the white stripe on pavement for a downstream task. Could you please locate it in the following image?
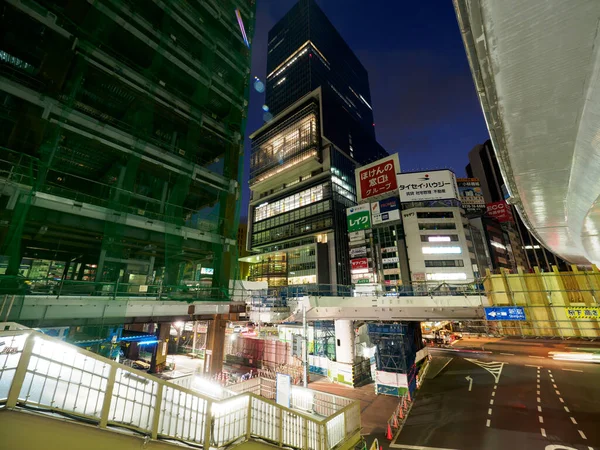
[571,417,578,425]
[486,419,491,428]
[537,406,542,412]
[539,416,544,423]
[500,353,514,356]
[488,408,492,415]
[579,430,587,440]
[563,368,583,373]
[555,390,561,395]
[537,397,541,403]
[490,399,494,405]
[529,356,545,359]
[541,428,547,437]
[564,406,570,413]
[559,397,564,403]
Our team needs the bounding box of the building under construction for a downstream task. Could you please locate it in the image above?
[0,0,255,290]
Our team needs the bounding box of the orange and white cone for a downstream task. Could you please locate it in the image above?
[386,423,393,440]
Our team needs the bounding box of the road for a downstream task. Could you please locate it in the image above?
[391,339,600,450]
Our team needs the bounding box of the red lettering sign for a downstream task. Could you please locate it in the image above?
[486,201,514,223]
[351,258,369,270]
[358,159,398,200]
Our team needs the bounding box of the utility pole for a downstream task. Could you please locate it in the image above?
[302,303,308,387]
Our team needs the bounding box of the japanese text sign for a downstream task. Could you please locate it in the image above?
[355,154,400,202]
[485,306,526,321]
[457,178,486,216]
[564,306,599,320]
[486,201,514,223]
[351,258,369,271]
[347,204,371,233]
[397,170,459,203]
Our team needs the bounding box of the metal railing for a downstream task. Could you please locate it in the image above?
[0,330,361,450]
[280,282,487,298]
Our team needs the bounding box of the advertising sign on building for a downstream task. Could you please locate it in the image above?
[457,178,486,216]
[356,154,400,202]
[486,201,514,223]
[382,257,399,264]
[349,246,368,258]
[347,204,371,232]
[564,306,600,320]
[381,246,397,253]
[350,258,369,271]
[371,196,401,225]
[349,230,366,242]
[397,170,459,203]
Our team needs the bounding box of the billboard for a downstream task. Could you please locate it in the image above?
[349,230,366,242]
[486,201,514,223]
[350,258,369,271]
[397,170,459,203]
[356,154,400,202]
[371,196,401,225]
[457,178,486,216]
[347,204,371,232]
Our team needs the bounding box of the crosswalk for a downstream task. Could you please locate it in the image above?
[465,358,505,383]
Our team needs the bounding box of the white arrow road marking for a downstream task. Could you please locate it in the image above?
[465,358,506,384]
[465,376,473,391]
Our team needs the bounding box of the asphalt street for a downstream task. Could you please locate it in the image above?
[391,339,600,450]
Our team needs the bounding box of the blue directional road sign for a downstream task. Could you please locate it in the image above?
[485,306,526,321]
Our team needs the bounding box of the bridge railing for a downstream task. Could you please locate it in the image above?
[0,330,361,449]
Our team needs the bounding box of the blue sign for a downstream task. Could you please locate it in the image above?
[378,197,399,213]
[485,306,526,321]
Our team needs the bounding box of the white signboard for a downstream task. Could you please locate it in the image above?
[382,257,399,264]
[372,209,401,225]
[276,373,292,408]
[349,230,366,242]
[397,170,459,203]
[381,246,397,253]
[349,246,368,258]
[375,370,408,388]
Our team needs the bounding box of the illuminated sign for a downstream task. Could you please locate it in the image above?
[356,154,400,202]
[457,178,486,216]
[426,272,467,281]
[200,267,214,275]
[371,196,401,225]
[349,246,368,258]
[428,236,451,242]
[421,246,462,254]
[347,204,371,232]
[349,230,366,241]
[382,257,399,264]
[350,258,369,271]
[486,201,514,223]
[397,170,459,203]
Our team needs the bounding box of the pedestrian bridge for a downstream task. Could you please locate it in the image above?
[0,328,361,450]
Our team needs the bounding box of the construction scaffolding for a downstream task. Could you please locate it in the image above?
[0,1,255,293]
[312,320,336,360]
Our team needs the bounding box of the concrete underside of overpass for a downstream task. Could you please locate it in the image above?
[454,0,600,265]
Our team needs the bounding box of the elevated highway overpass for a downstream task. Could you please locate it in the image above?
[454,0,600,265]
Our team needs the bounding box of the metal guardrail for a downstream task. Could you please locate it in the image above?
[280,282,487,298]
[0,330,361,450]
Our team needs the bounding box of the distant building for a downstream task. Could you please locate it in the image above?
[467,140,567,271]
[237,222,250,281]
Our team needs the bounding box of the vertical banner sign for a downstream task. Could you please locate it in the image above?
[276,373,292,408]
[346,204,371,232]
[456,178,486,216]
[355,154,400,202]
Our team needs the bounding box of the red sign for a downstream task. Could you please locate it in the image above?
[356,155,400,201]
[351,258,369,271]
[486,201,514,223]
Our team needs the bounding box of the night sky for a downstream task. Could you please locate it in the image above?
[241,0,490,210]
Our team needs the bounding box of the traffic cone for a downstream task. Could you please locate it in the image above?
[386,423,393,440]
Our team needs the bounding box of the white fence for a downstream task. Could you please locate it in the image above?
[0,330,361,449]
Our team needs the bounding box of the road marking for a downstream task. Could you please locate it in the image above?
[492,391,496,397]
[559,397,564,403]
[579,430,587,440]
[525,364,540,368]
[538,405,542,412]
[563,368,583,373]
[555,390,561,395]
[537,374,541,378]
[500,353,514,356]
[539,416,544,423]
[553,384,557,388]
[537,390,541,395]
[465,358,505,383]
[488,408,492,415]
[537,384,541,389]
[529,356,545,359]
[486,419,491,428]
[564,406,570,413]
[537,397,541,403]
[490,399,494,405]
[570,417,577,425]
[465,376,473,391]
[494,385,498,390]
[548,370,552,373]
[541,428,547,437]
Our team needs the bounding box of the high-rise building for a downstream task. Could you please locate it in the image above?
[243,0,388,287]
[264,0,382,164]
[0,1,255,290]
[467,140,567,271]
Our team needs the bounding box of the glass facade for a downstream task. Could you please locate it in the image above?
[254,183,327,222]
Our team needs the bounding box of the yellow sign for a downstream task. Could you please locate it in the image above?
[565,306,600,320]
